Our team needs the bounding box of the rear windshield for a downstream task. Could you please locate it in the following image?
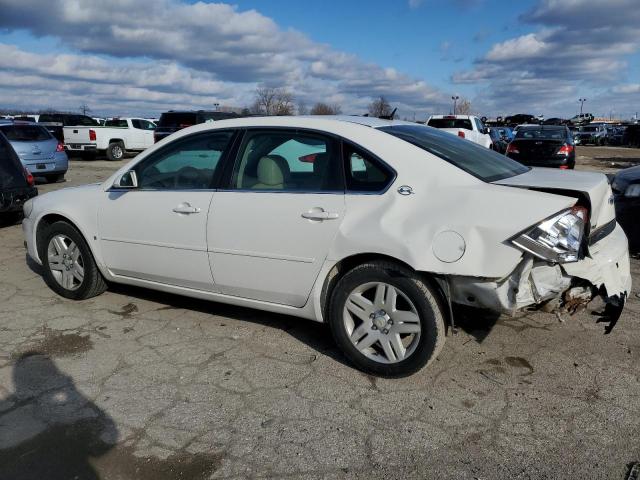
[64,115,99,126]
[0,125,51,141]
[427,118,472,130]
[158,113,198,128]
[105,119,128,128]
[515,128,566,140]
[378,124,529,183]
[0,133,27,189]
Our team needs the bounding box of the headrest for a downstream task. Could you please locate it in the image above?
[256,155,290,186]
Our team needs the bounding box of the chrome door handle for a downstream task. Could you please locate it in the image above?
[301,209,339,220]
[172,203,201,214]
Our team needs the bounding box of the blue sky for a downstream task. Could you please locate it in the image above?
[0,0,638,119]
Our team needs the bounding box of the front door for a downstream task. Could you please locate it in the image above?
[131,119,156,149]
[208,129,345,307]
[99,130,235,290]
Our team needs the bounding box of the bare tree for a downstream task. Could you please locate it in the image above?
[368,96,393,118]
[309,102,342,115]
[297,100,308,116]
[252,86,295,116]
[79,104,91,116]
[456,98,472,115]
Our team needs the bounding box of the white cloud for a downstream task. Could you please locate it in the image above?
[0,0,451,117]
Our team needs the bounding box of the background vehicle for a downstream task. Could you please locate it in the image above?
[543,117,567,126]
[488,127,508,154]
[504,114,536,126]
[506,125,575,169]
[574,124,608,145]
[153,110,240,143]
[497,127,514,142]
[22,116,630,376]
[426,115,492,148]
[63,117,156,160]
[37,113,99,143]
[0,131,37,222]
[612,165,640,252]
[569,113,594,126]
[0,121,68,183]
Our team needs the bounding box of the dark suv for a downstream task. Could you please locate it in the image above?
[153,110,241,143]
[37,113,99,142]
[0,131,37,222]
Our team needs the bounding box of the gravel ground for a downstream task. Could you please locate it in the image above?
[0,150,639,479]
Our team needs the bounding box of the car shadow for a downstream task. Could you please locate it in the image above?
[105,283,351,368]
[451,305,501,343]
[0,352,119,480]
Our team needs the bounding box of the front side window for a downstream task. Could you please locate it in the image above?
[344,144,394,192]
[231,130,342,192]
[134,131,233,189]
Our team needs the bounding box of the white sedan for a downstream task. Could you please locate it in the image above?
[22,116,631,376]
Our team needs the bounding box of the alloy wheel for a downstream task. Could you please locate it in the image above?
[47,234,84,291]
[342,282,421,364]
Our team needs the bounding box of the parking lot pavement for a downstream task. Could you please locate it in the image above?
[1,155,639,479]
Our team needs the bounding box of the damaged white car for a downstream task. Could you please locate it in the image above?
[21,116,631,376]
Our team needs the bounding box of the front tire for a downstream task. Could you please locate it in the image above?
[106,142,125,161]
[328,261,446,377]
[40,221,107,300]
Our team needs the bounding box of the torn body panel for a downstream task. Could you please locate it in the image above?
[449,223,631,314]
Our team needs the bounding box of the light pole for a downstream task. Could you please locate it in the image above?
[213,102,220,111]
[578,98,586,115]
[451,95,459,115]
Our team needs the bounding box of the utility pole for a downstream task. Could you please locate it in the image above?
[578,98,586,115]
[451,95,459,115]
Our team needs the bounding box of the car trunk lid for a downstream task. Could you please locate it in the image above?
[508,139,564,161]
[494,167,615,232]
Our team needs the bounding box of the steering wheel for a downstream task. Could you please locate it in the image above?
[174,166,202,189]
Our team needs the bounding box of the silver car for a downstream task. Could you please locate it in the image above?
[0,121,68,183]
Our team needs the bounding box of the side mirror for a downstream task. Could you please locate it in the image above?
[113,170,138,189]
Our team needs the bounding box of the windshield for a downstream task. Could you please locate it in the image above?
[378,124,529,182]
[515,128,566,140]
[427,118,472,130]
[0,125,51,141]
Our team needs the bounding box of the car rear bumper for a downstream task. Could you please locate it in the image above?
[0,186,37,213]
[450,223,631,314]
[65,143,97,152]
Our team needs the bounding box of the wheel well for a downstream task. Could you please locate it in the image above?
[36,214,81,259]
[108,139,124,145]
[319,253,449,324]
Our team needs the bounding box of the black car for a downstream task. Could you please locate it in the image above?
[0,131,37,222]
[506,125,575,169]
[611,165,640,252]
[488,127,508,154]
[153,110,241,143]
[504,113,537,127]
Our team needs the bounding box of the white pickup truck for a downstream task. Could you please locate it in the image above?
[426,115,492,148]
[63,117,156,160]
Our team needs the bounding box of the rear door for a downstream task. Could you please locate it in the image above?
[207,128,345,307]
[130,119,156,149]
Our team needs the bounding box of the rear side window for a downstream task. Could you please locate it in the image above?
[344,143,394,192]
[427,118,473,131]
[64,115,98,126]
[0,125,51,141]
[105,119,128,128]
[231,130,342,192]
[131,119,156,130]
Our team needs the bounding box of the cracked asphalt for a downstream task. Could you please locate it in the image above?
[1,150,639,479]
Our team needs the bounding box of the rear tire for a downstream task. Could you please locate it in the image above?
[328,261,446,377]
[39,221,107,300]
[106,142,125,161]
